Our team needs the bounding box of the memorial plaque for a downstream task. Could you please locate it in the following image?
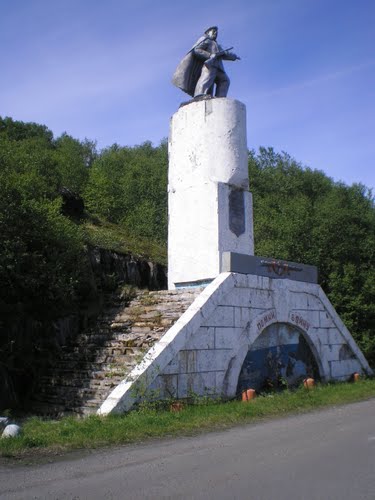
[229,188,245,236]
[222,252,318,283]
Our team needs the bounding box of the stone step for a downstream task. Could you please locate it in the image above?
[37,374,126,387]
[36,384,118,398]
[39,364,134,380]
[31,287,203,416]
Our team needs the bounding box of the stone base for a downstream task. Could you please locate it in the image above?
[168,184,253,288]
[98,272,372,415]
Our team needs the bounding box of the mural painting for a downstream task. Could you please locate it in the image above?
[237,323,320,394]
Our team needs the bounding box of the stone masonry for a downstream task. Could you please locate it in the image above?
[31,288,202,416]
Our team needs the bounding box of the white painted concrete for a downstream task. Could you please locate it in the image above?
[168,98,254,289]
[169,99,248,188]
[98,273,372,415]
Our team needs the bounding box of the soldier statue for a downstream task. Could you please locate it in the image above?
[172,26,240,99]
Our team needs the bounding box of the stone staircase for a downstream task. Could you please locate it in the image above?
[30,288,203,417]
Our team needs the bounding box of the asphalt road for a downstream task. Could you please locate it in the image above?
[1,399,375,499]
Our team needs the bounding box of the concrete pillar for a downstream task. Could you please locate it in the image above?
[168,98,254,289]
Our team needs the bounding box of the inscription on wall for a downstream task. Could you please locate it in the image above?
[257,310,276,331]
[290,313,310,331]
[261,260,302,277]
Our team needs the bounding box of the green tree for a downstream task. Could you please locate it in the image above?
[84,140,168,241]
[54,133,97,194]
[0,116,54,144]
[0,121,90,404]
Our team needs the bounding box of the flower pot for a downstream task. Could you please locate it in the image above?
[353,372,360,382]
[242,388,256,402]
[170,402,184,412]
[303,378,315,389]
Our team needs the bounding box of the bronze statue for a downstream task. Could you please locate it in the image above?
[172,26,240,98]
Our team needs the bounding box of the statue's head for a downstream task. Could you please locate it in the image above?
[204,26,218,40]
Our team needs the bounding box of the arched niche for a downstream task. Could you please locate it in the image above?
[236,322,320,395]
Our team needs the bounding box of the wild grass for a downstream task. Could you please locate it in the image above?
[1,379,375,460]
[82,218,167,265]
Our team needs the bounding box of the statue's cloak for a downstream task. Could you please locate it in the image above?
[172,36,208,97]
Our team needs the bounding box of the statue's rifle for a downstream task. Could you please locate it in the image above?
[204,47,234,67]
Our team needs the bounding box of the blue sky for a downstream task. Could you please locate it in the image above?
[1,0,374,189]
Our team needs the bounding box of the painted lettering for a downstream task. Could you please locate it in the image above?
[290,313,310,331]
[257,310,276,331]
[260,260,303,276]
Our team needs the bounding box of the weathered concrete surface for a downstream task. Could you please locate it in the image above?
[3,400,375,499]
[168,98,254,289]
[98,272,372,414]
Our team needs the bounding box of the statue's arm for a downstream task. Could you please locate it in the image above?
[222,51,240,61]
[214,43,240,61]
[193,40,211,61]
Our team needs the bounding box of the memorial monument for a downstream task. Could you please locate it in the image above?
[98,28,372,414]
[169,26,249,289]
[172,26,240,98]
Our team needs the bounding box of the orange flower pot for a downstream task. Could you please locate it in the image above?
[170,402,184,412]
[242,388,256,401]
[247,389,256,400]
[303,378,315,389]
[353,372,360,382]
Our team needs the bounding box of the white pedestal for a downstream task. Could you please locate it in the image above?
[168,98,254,289]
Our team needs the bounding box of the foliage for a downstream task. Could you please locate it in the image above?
[0,116,54,144]
[0,119,93,318]
[84,140,168,242]
[54,133,97,194]
[82,218,167,265]
[0,118,93,402]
